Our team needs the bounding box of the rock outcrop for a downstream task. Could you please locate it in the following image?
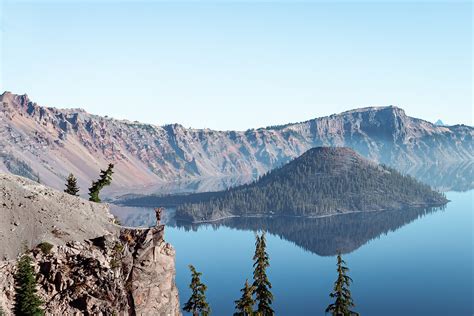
[0,226,180,315]
[0,173,181,315]
[0,173,117,260]
[1,91,472,195]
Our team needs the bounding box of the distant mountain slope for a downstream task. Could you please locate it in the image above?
[175,147,448,222]
[1,91,472,193]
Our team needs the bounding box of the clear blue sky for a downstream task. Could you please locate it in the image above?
[0,0,472,130]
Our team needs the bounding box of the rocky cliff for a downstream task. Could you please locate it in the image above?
[1,91,472,194]
[0,173,180,315]
[0,173,118,260]
[0,227,180,315]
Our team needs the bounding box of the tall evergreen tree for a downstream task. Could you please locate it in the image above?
[234,279,255,316]
[88,163,114,202]
[183,265,211,316]
[14,255,44,316]
[252,232,274,316]
[64,173,80,196]
[325,254,358,316]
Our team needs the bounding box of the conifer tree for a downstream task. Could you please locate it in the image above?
[183,265,211,316]
[325,254,358,316]
[252,232,274,316]
[88,163,114,202]
[234,279,255,316]
[14,255,44,316]
[64,173,80,196]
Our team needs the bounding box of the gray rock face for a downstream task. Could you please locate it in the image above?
[0,173,118,260]
[122,227,180,316]
[0,226,181,316]
[0,172,180,315]
[1,91,472,193]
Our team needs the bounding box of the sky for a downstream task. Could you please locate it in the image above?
[0,0,472,130]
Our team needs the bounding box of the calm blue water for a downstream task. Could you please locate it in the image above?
[112,190,473,315]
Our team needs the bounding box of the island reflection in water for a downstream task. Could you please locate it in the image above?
[174,206,445,256]
[111,204,445,256]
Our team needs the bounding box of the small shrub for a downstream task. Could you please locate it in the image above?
[37,242,53,255]
[113,242,123,254]
[110,258,121,270]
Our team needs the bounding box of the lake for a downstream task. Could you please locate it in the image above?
[111,177,473,315]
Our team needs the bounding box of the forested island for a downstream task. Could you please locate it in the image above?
[175,147,448,222]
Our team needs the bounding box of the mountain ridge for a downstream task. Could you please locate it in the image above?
[1,91,472,193]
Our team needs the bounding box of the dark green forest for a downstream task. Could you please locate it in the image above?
[176,147,447,221]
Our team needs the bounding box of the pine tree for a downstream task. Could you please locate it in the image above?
[325,254,358,316]
[234,279,255,316]
[88,163,114,202]
[252,232,274,316]
[14,255,44,316]
[183,265,211,316]
[64,173,80,196]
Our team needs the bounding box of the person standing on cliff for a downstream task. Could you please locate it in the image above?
[154,207,164,226]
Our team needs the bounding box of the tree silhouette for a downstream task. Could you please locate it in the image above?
[14,255,44,316]
[64,173,80,196]
[252,232,274,315]
[88,163,114,202]
[325,254,358,316]
[183,265,211,316]
[234,279,255,316]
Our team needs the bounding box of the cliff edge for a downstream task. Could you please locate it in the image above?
[0,173,181,315]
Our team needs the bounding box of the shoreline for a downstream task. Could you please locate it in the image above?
[175,201,449,224]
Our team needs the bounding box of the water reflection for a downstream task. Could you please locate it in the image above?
[174,206,444,256]
[110,204,445,257]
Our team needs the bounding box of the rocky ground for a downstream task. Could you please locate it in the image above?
[0,173,117,260]
[0,227,180,315]
[0,173,181,315]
